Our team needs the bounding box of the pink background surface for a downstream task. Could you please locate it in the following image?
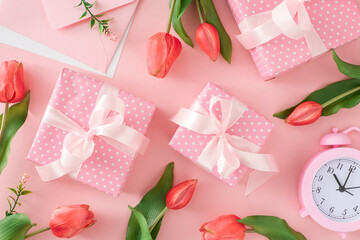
[0,1,360,240]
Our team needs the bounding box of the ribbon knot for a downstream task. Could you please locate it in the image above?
[36,83,150,182]
[172,95,279,196]
[236,0,327,57]
[217,132,228,139]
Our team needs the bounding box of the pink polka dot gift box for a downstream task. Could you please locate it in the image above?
[170,83,279,195]
[27,68,156,196]
[227,0,360,80]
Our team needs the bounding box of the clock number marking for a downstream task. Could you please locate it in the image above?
[318,175,323,182]
[349,165,357,172]
[342,209,347,216]
[327,167,335,174]
[320,198,325,204]
[329,207,335,213]
[316,187,321,193]
[337,163,344,170]
[354,206,358,212]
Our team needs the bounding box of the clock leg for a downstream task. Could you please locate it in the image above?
[299,208,309,218]
[337,232,347,239]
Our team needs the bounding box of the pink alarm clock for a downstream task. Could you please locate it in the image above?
[299,127,360,239]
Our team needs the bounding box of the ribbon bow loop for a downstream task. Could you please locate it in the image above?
[172,95,279,195]
[237,0,327,57]
[36,83,150,182]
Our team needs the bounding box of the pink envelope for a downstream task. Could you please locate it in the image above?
[0,0,138,73]
[42,0,135,29]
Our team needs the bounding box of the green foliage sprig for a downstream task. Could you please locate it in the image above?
[76,0,117,40]
[6,174,31,217]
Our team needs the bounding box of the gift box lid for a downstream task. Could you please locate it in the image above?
[27,68,156,196]
[227,0,360,80]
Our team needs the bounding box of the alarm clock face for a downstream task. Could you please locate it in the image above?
[312,157,360,222]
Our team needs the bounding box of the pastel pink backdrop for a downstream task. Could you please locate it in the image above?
[0,1,360,240]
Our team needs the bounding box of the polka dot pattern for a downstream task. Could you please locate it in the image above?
[27,68,156,197]
[169,83,275,187]
[227,0,360,80]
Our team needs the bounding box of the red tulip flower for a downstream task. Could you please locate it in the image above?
[166,179,197,210]
[0,60,25,103]
[285,101,322,126]
[200,214,246,240]
[196,23,220,61]
[49,204,96,238]
[146,32,182,78]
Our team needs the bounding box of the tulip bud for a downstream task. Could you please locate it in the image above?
[285,101,322,126]
[196,23,220,61]
[146,32,182,78]
[21,173,29,184]
[0,61,25,103]
[166,179,197,210]
[200,214,246,240]
[49,204,96,238]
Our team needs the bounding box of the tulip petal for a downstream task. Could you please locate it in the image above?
[196,23,220,61]
[285,101,322,126]
[166,179,197,210]
[49,204,95,238]
[146,33,182,78]
[11,62,25,103]
[146,33,168,77]
[0,61,25,103]
[199,214,246,240]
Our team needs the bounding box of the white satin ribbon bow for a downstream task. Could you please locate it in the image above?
[36,83,149,181]
[171,96,279,196]
[236,0,327,57]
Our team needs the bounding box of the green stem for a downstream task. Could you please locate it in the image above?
[321,86,360,108]
[24,226,50,239]
[8,193,20,215]
[196,0,204,23]
[0,102,9,145]
[80,0,108,34]
[245,229,256,233]
[148,207,168,232]
[166,0,177,33]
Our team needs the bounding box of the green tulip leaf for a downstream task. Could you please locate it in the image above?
[128,207,153,240]
[238,216,306,240]
[126,162,174,240]
[170,0,194,47]
[200,0,232,63]
[0,213,34,240]
[273,79,360,119]
[332,49,360,79]
[178,0,193,19]
[0,92,30,175]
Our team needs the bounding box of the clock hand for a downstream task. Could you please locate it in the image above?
[336,188,355,196]
[345,190,354,196]
[343,169,353,188]
[334,174,354,196]
[333,174,343,188]
[343,186,360,190]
